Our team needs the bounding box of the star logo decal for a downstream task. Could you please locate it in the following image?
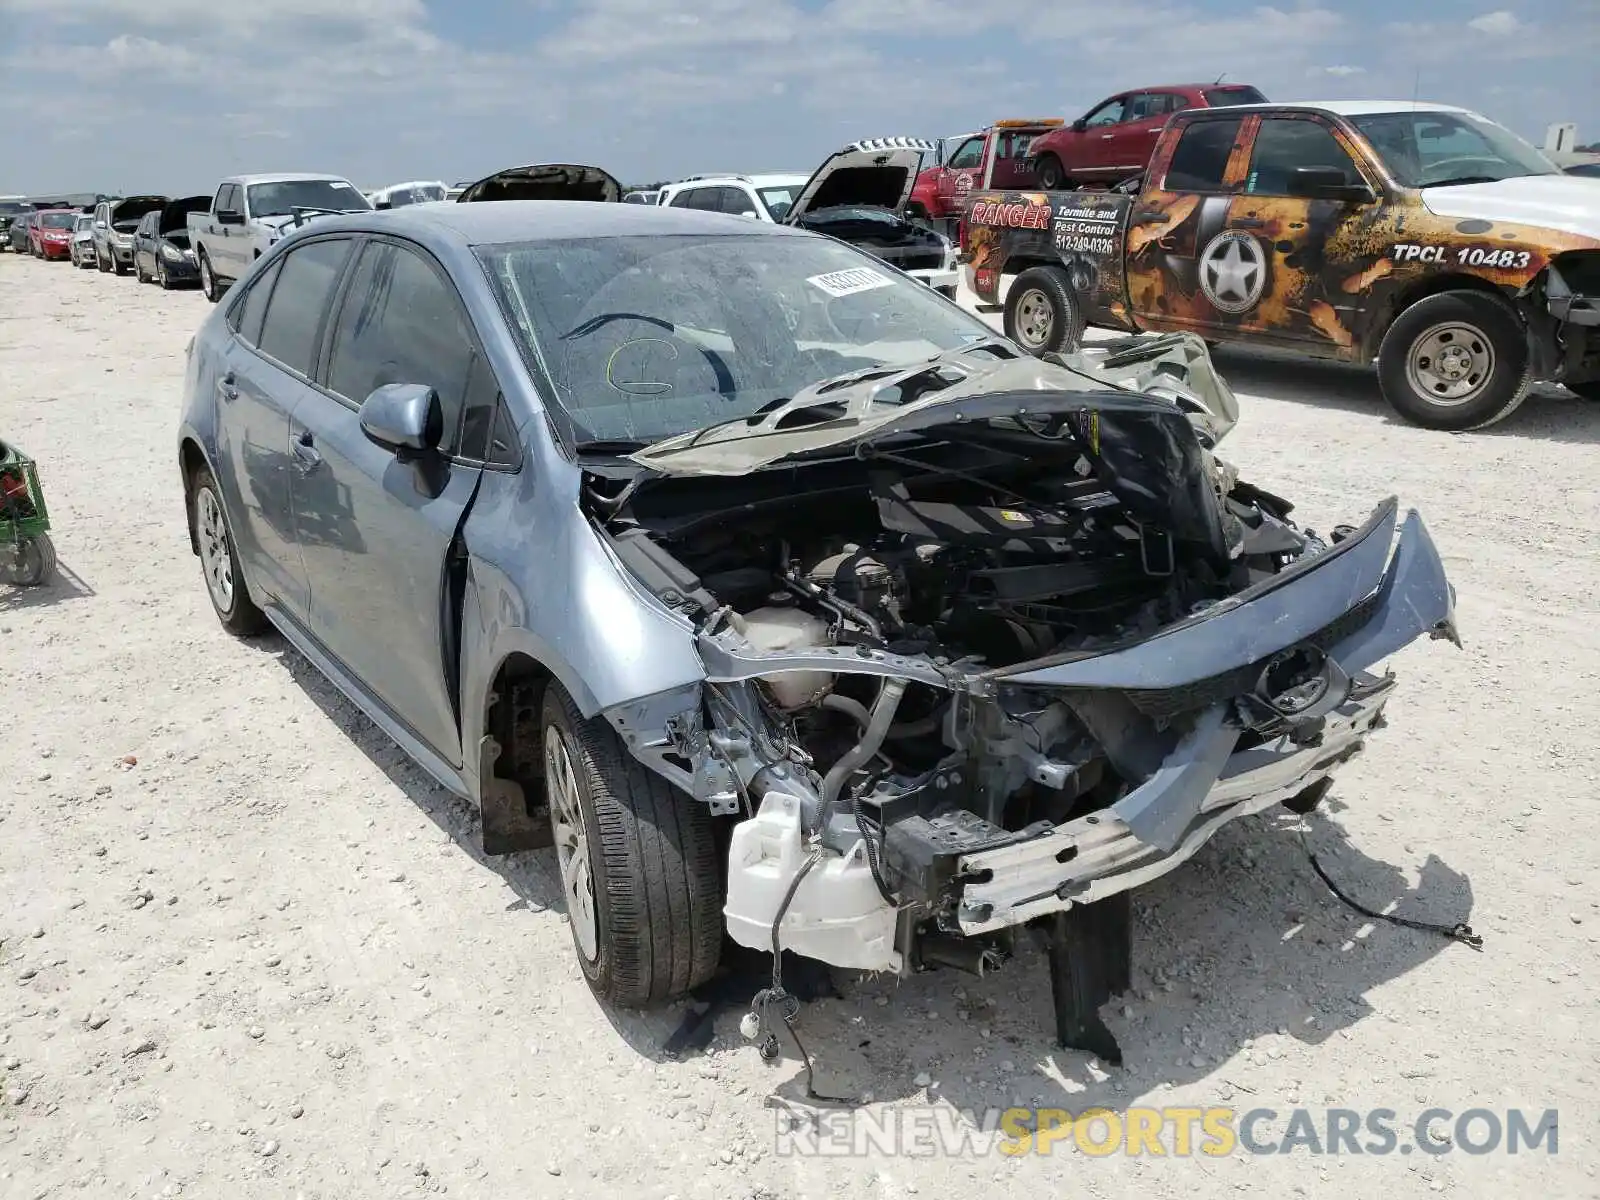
[1199,230,1267,314]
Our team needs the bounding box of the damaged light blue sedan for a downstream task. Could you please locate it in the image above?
[177,191,1458,1055]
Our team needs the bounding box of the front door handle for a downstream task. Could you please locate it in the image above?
[292,430,322,471]
[1233,217,1267,229]
[218,371,238,402]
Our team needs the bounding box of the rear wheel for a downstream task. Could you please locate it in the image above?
[190,466,268,635]
[540,682,722,1008]
[1377,290,1530,430]
[1003,264,1086,356]
[1035,155,1067,190]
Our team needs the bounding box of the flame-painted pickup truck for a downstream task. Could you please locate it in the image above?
[961,100,1600,430]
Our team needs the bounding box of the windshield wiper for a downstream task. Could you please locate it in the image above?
[1421,175,1503,188]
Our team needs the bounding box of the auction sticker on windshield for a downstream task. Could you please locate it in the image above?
[807,267,894,298]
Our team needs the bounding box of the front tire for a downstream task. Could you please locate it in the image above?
[1004,264,1086,356]
[157,257,171,289]
[190,466,268,635]
[541,682,721,1008]
[97,247,111,272]
[135,254,149,283]
[3,534,56,587]
[1377,291,1530,430]
[199,251,220,303]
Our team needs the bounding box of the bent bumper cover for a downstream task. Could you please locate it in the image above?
[956,504,1456,935]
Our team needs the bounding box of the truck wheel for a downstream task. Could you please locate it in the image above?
[199,252,220,303]
[1004,265,1085,356]
[540,681,721,1008]
[1377,291,1530,430]
[1035,155,1067,190]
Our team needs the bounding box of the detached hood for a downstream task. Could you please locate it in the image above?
[786,137,935,222]
[456,163,622,204]
[1420,174,1600,242]
[629,332,1238,477]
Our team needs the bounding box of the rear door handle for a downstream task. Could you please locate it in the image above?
[218,371,238,402]
[292,429,322,471]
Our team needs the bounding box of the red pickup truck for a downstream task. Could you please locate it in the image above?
[1027,83,1266,188]
[908,119,1062,234]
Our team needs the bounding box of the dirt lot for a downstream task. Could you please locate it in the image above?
[2,249,1598,1199]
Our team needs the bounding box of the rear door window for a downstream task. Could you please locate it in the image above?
[255,238,353,377]
[231,259,283,345]
[323,241,478,453]
[1163,118,1244,191]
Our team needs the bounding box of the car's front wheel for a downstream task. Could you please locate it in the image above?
[1004,264,1086,356]
[1377,290,1531,430]
[540,682,722,1008]
[189,465,268,635]
[199,251,220,302]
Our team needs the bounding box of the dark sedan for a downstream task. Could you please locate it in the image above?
[133,195,209,288]
[6,208,35,253]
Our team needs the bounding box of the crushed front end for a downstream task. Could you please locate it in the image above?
[587,335,1458,1053]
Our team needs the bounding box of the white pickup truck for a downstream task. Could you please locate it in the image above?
[188,173,371,302]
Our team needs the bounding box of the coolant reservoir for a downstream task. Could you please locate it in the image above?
[736,606,833,709]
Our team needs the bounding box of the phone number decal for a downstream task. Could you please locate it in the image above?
[1054,232,1116,255]
[1392,242,1532,270]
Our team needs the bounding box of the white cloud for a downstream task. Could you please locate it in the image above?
[1320,64,1366,77]
[1467,10,1523,35]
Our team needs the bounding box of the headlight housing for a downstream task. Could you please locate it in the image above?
[161,243,183,261]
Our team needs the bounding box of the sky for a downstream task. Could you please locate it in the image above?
[2,0,1597,195]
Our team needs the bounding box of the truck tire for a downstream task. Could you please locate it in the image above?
[1377,290,1530,430]
[540,682,722,1008]
[1004,265,1085,356]
[1035,155,1067,190]
[199,251,221,303]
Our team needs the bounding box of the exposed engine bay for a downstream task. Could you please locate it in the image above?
[583,335,1458,1056]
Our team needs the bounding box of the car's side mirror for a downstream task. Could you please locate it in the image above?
[359,383,443,459]
[216,209,245,226]
[738,210,759,219]
[1288,166,1374,203]
[1071,118,1087,133]
[374,199,392,210]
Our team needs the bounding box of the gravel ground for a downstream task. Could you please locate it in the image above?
[2,250,1598,1200]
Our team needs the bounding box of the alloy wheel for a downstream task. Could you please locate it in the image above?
[196,486,235,612]
[544,724,599,962]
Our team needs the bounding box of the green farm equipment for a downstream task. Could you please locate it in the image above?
[0,439,56,587]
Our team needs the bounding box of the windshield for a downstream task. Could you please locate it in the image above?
[75,216,93,231]
[39,212,76,229]
[246,179,371,218]
[478,233,996,447]
[1351,111,1559,187]
[0,201,29,216]
[758,186,800,219]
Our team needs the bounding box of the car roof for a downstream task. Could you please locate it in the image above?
[1195,100,1477,118]
[669,174,810,189]
[227,173,355,185]
[296,199,814,247]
